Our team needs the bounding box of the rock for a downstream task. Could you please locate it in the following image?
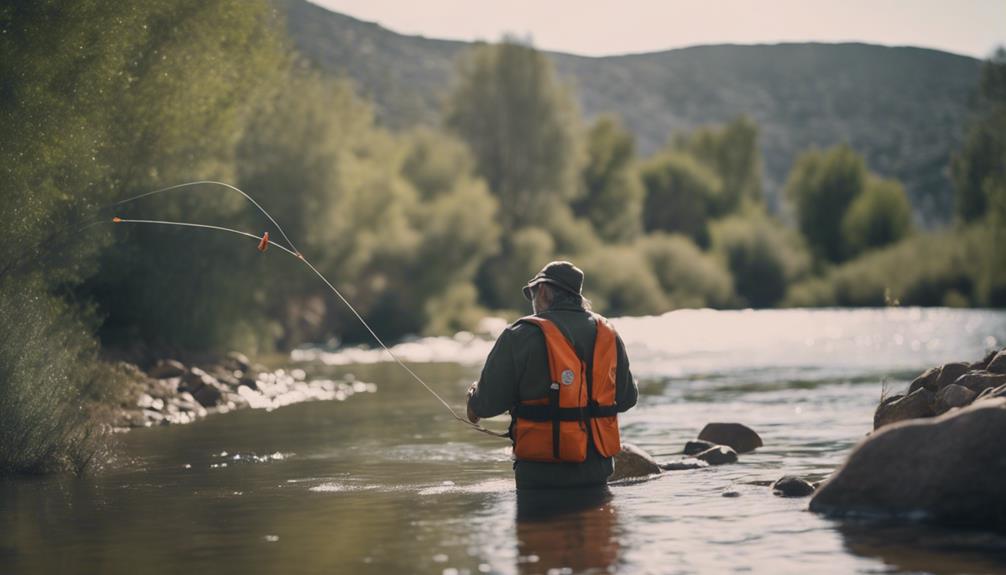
[238,375,259,390]
[772,476,816,497]
[971,349,999,371]
[934,384,977,414]
[659,459,709,471]
[190,382,224,408]
[984,349,1006,374]
[873,388,934,429]
[695,445,738,465]
[683,440,717,456]
[907,367,940,394]
[696,422,763,453]
[609,443,663,481]
[722,491,741,498]
[148,359,186,379]
[810,399,1006,529]
[225,351,251,372]
[934,362,970,390]
[976,383,1006,402]
[953,371,1006,394]
[181,367,217,390]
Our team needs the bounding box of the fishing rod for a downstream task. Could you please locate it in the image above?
[104,181,508,439]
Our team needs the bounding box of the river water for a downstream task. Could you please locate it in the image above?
[3,308,1006,574]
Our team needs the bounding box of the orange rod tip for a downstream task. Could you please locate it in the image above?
[112,216,122,223]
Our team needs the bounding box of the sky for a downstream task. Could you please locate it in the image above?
[308,0,1005,59]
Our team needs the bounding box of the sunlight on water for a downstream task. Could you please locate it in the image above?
[3,309,1006,575]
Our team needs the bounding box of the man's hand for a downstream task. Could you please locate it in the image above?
[466,381,479,424]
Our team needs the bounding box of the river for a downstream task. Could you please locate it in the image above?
[3,308,1006,574]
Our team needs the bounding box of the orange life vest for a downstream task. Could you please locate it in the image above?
[510,314,622,463]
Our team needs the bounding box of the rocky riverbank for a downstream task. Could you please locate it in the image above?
[112,352,375,430]
[810,347,1006,530]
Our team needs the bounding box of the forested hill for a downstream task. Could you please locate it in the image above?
[285,0,982,224]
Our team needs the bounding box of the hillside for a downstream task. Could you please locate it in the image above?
[284,0,982,224]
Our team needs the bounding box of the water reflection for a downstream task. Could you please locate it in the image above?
[835,520,1006,574]
[515,487,620,574]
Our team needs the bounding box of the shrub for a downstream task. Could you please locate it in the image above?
[784,227,991,307]
[711,212,811,307]
[638,234,735,308]
[640,152,722,246]
[841,177,914,257]
[579,246,667,317]
[0,279,128,475]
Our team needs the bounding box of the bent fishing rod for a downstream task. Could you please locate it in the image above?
[98,181,508,439]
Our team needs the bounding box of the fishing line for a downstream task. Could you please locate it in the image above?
[106,183,508,439]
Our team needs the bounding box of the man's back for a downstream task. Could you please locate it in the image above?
[468,291,638,489]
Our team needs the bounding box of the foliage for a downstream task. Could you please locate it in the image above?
[841,177,914,258]
[640,152,722,246]
[711,211,811,308]
[477,228,555,313]
[671,116,762,213]
[287,1,981,224]
[574,116,644,243]
[785,225,1006,308]
[0,278,129,474]
[953,48,1006,223]
[579,246,667,317]
[445,39,581,232]
[784,144,867,263]
[638,234,735,309]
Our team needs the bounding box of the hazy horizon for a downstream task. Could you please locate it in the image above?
[307,0,1005,60]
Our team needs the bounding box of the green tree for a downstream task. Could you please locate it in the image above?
[784,144,867,262]
[638,234,735,309]
[640,152,722,246]
[445,39,581,231]
[574,116,644,243]
[953,47,1006,223]
[711,211,811,308]
[841,177,913,257]
[672,116,762,213]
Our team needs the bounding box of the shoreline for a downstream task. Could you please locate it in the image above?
[112,352,376,431]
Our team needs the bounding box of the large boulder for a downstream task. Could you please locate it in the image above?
[810,399,1006,529]
[609,443,662,481]
[934,384,976,414]
[695,445,738,465]
[954,371,1006,394]
[934,362,970,390]
[696,423,763,453]
[907,367,940,394]
[873,388,934,429]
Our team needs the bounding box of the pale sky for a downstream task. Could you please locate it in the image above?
[308,0,1005,59]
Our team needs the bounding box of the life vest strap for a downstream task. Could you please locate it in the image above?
[512,403,618,422]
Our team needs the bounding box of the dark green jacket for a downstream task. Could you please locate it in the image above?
[468,294,638,489]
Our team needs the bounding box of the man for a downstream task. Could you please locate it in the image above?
[467,261,638,489]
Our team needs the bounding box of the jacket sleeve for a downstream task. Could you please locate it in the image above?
[468,328,519,418]
[614,334,638,413]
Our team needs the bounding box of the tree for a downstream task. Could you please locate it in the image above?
[638,234,735,309]
[711,211,810,308]
[672,116,762,214]
[445,40,581,231]
[784,144,867,262]
[841,177,914,257]
[574,116,644,243]
[953,47,1006,223]
[640,152,722,246]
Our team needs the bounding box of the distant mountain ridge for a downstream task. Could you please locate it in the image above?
[284,0,983,224]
